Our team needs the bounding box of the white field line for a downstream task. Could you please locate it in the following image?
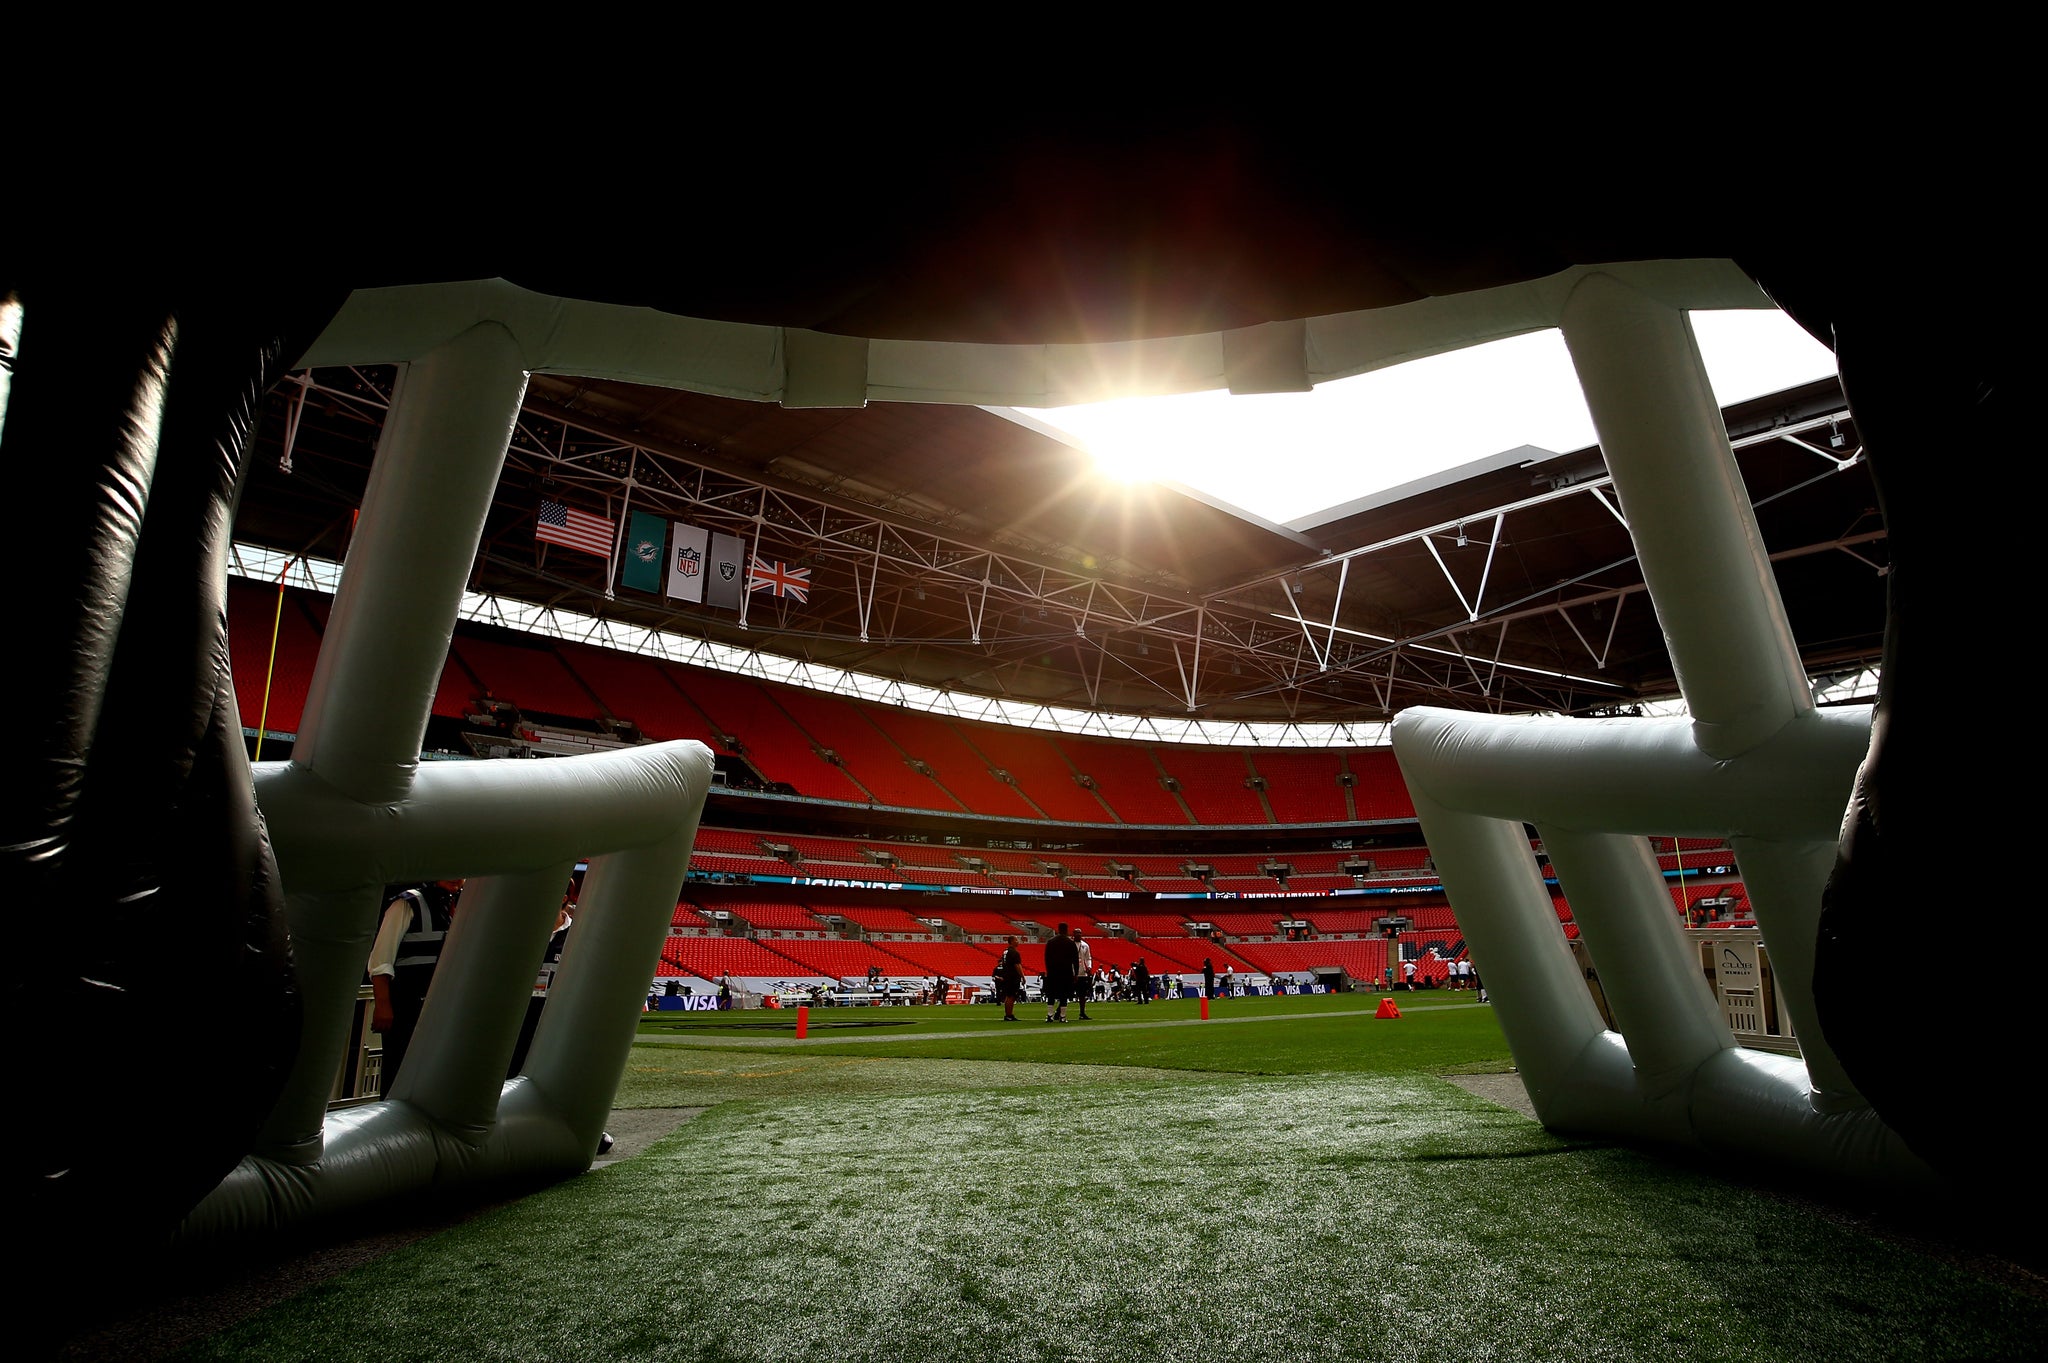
[633,1001,1492,1049]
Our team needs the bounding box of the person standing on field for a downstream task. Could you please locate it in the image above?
[1072,930,1094,1020]
[1042,922,1079,1023]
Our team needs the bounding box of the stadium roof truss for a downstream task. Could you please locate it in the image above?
[243,357,1878,731]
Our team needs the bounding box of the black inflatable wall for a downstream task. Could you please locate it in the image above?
[1746,252,2029,1210]
[3,273,347,1301]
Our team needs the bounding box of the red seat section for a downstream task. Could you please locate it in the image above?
[1059,737,1189,825]
[774,689,959,811]
[694,899,826,931]
[567,648,723,746]
[226,580,325,734]
[1196,910,1290,935]
[884,941,1004,975]
[862,705,1041,819]
[1155,747,1270,825]
[658,937,820,981]
[451,635,597,721]
[1233,938,1388,982]
[1346,749,1417,820]
[930,907,1030,936]
[1253,750,1352,824]
[680,669,869,801]
[833,907,932,934]
[962,724,1109,822]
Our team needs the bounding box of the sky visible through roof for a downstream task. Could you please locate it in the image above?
[1019,310,1839,525]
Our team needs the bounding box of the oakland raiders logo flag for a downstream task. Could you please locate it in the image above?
[705,531,746,609]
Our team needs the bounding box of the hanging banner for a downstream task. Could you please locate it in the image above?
[705,531,747,610]
[667,522,710,603]
[621,512,668,594]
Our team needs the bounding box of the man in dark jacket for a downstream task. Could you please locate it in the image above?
[1042,922,1079,1023]
[997,937,1024,1021]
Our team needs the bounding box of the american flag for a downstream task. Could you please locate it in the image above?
[536,500,615,558]
[747,556,811,603]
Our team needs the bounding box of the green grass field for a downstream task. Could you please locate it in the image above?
[162,992,2045,1362]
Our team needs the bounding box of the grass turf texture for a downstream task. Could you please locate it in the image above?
[165,998,2045,1361]
[620,997,1513,1099]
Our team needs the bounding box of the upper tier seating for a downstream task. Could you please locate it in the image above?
[451,635,596,721]
[1058,737,1189,825]
[1154,748,1270,825]
[225,582,1433,839]
[679,668,868,801]
[1252,750,1352,824]
[990,874,1068,892]
[1285,875,1358,893]
[773,688,959,811]
[957,723,1108,822]
[1345,749,1416,821]
[861,705,1043,820]
[568,648,727,747]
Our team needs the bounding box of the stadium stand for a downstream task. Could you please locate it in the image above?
[932,907,1031,936]
[773,688,960,811]
[227,582,326,735]
[451,635,598,720]
[881,941,1004,976]
[768,940,925,979]
[1344,749,1417,820]
[567,648,728,747]
[703,900,824,931]
[681,669,870,801]
[1232,938,1389,983]
[990,873,1068,891]
[1154,748,1271,825]
[1058,736,1190,824]
[658,936,819,981]
[956,723,1108,822]
[861,704,1043,819]
[833,907,932,934]
[1252,749,1352,823]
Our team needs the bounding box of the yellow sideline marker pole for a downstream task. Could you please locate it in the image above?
[252,562,290,761]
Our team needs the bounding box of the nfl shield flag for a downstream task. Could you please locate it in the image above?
[667,521,710,603]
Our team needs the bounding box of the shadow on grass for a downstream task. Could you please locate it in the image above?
[164,1074,2047,1363]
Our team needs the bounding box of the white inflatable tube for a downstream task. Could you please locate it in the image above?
[181,318,711,1246]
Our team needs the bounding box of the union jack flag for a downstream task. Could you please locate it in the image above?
[747,556,811,603]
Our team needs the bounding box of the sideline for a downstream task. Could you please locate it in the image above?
[633,999,1493,1049]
